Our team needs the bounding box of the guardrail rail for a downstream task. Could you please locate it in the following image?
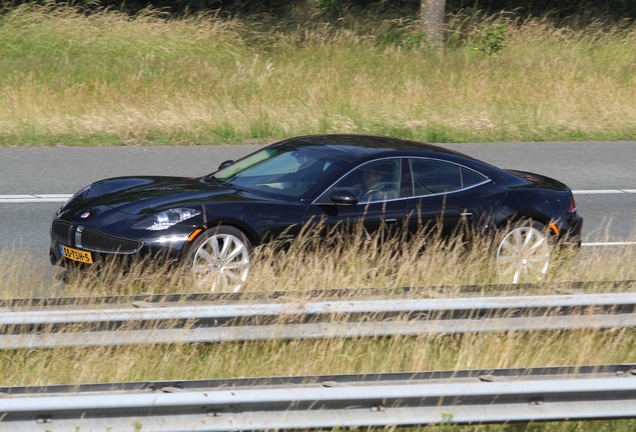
[1,291,636,349]
[1,364,636,431]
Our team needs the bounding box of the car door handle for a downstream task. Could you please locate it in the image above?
[461,212,473,218]
[383,218,398,224]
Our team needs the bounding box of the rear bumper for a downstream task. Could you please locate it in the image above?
[557,214,583,249]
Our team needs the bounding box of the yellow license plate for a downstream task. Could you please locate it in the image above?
[60,245,93,264]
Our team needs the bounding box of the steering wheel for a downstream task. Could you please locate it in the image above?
[361,184,387,200]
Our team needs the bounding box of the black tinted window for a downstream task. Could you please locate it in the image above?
[410,159,461,195]
[461,167,487,187]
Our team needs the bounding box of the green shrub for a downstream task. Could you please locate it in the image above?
[475,23,507,56]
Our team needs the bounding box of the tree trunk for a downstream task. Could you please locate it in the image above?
[420,0,446,49]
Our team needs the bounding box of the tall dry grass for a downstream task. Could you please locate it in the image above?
[2,223,636,299]
[1,5,636,145]
[0,328,634,431]
[0,328,633,386]
[1,228,636,431]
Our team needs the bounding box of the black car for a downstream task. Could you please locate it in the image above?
[50,135,583,290]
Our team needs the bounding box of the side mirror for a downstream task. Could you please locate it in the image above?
[218,160,234,170]
[330,189,358,206]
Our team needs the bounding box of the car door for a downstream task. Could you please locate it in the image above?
[405,158,497,237]
[303,159,408,240]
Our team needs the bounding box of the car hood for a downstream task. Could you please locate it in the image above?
[70,176,239,216]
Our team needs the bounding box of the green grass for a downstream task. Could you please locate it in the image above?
[1,4,636,145]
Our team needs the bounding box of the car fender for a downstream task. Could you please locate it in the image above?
[492,189,561,229]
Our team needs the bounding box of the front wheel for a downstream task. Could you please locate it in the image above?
[495,221,551,284]
[187,226,252,292]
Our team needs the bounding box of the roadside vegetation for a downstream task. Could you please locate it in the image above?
[1,228,636,430]
[2,224,636,299]
[1,3,635,429]
[1,3,636,145]
[3,231,631,429]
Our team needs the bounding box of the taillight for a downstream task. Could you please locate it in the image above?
[568,196,577,214]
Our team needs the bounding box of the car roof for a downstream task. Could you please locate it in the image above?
[260,134,522,187]
[276,134,471,161]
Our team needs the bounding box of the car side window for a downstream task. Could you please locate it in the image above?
[461,166,487,188]
[409,159,486,196]
[334,160,401,202]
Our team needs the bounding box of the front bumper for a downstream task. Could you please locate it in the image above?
[49,221,197,267]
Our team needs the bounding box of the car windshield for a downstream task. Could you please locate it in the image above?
[212,144,348,198]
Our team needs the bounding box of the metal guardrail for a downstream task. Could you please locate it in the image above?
[2,292,636,349]
[1,364,636,431]
[3,279,635,309]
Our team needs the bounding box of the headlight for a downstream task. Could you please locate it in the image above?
[133,208,201,231]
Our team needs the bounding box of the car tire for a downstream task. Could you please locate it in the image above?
[187,226,252,292]
[495,220,552,284]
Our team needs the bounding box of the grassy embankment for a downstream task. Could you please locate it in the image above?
[2,230,636,431]
[1,4,636,145]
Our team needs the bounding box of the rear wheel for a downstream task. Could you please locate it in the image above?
[187,226,251,292]
[495,220,551,284]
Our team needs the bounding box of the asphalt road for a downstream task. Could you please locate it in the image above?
[1,141,635,264]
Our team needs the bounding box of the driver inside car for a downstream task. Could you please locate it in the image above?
[359,167,390,201]
[335,161,399,202]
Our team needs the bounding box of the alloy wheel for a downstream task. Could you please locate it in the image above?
[496,225,551,284]
[192,232,250,292]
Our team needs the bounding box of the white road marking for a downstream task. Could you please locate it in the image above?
[582,242,636,247]
[573,190,636,194]
[0,194,72,203]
